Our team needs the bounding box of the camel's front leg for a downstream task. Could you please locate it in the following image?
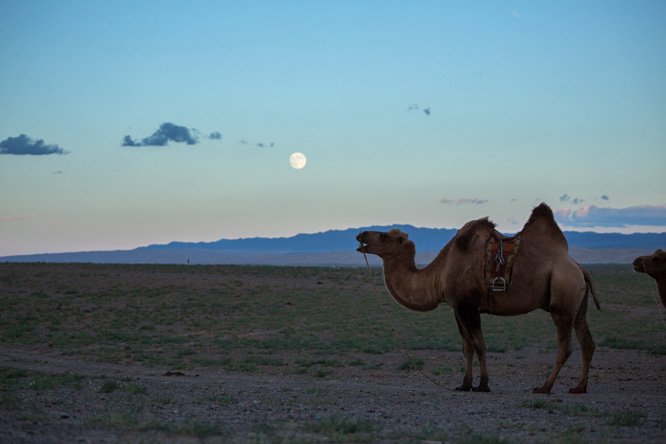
[454,314,474,391]
[455,306,490,392]
[534,312,573,394]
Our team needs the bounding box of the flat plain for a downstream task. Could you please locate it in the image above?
[1,262,665,443]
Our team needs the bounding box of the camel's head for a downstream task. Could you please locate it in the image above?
[633,249,666,277]
[356,229,415,258]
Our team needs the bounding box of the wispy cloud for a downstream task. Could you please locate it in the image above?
[441,198,489,205]
[0,214,34,222]
[555,204,666,227]
[240,139,274,148]
[0,134,69,155]
[122,122,221,147]
[512,11,522,19]
[407,103,431,116]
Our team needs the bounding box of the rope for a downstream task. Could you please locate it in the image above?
[642,264,666,330]
[360,244,455,392]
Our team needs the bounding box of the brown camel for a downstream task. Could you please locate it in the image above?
[633,249,666,309]
[356,203,601,394]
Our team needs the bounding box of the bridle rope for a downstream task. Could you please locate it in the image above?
[642,263,666,330]
[360,242,454,391]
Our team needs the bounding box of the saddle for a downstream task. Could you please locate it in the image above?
[484,231,521,292]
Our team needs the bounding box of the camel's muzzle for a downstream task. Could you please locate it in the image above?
[356,232,369,252]
[632,257,646,273]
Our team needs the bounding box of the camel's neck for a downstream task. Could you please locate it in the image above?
[381,254,442,312]
[656,276,666,308]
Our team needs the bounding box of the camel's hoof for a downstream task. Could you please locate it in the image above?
[568,387,587,394]
[472,385,491,393]
[532,387,551,394]
[455,385,472,392]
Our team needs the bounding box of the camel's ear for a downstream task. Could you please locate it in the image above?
[455,230,473,251]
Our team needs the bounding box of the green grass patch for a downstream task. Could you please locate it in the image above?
[0,263,664,374]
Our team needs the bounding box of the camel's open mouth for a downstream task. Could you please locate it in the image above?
[356,233,369,253]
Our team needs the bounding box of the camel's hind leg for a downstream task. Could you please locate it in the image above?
[534,311,573,394]
[570,291,595,394]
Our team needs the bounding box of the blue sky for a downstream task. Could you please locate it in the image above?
[1,1,665,256]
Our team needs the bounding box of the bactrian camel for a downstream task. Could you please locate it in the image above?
[356,203,601,394]
[633,249,666,309]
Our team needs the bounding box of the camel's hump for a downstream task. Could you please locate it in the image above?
[520,203,568,247]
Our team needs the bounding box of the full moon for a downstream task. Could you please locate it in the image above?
[289,152,307,169]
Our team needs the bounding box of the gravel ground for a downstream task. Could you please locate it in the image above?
[1,343,665,443]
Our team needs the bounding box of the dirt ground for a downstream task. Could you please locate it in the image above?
[1,342,665,443]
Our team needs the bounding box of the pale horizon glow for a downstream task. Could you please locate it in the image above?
[1,1,665,257]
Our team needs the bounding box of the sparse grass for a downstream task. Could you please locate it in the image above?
[520,399,604,417]
[398,358,424,371]
[1,263,664,370]
[0,263,663,443]
[607,410,647,426]
[99,380,119,393]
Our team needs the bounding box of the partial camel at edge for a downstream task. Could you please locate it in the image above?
[633,249,666,309]
[356,203,601,394]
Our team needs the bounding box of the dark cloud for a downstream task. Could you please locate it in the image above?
[555,204,666,227]
[122,122,210,147]
[208,131,222,140]
[441,198,489,205]
[600,195,609,200]
[423,107,431,116]
[0,134,69,155]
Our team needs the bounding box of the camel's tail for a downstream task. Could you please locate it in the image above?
[581,266,601,311]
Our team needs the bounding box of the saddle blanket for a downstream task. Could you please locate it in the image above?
[484,232,521,291]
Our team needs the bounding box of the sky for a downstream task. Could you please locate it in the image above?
[1,1,665,256]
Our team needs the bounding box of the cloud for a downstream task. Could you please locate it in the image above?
[559,194,584,205]
[0,134,69,155]
[240,139,274,148]
[600,195,609,200]
[122,122,221,147]
[407,103,431,116]
[555,204,666,227]
[441,198,489,205]
[512,11,522,19]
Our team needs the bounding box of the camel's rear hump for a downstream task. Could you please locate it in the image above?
[519,203,568,249]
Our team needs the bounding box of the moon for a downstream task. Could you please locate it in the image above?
[289,152,307,169]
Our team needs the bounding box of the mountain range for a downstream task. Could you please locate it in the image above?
[1,225,664,266]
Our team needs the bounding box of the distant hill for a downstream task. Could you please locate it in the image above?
[1,225,664,265]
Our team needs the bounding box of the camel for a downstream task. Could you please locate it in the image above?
[633,249,666,309]
[356,203,601,394]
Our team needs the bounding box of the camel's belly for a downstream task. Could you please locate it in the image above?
[480,289,548,315]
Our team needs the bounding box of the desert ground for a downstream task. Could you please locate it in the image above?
[1,262,665,443]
